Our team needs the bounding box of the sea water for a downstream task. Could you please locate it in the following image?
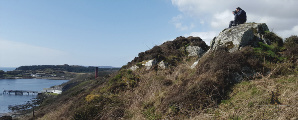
[0,79,68,114]
[0,67,16,72]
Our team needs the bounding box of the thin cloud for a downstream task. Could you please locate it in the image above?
[0,39,70,67]
[171,14,195,31]
[211,10,234,29]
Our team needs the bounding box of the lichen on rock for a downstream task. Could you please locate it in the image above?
[209,23,269,53]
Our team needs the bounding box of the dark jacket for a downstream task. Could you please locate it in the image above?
[234,9,247,24]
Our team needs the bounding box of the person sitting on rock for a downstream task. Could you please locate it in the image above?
[229,7,247,28]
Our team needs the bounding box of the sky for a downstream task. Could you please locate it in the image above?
[1,0,298,67]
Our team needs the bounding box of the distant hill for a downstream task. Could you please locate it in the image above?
[16,64,120,73]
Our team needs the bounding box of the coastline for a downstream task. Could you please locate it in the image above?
[0,112,27,119]
[0,77,70,80]
[0,112,13,117]
[0,79,69,117]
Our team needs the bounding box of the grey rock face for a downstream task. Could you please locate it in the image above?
[209,23,269,52]
[143,59,158,70]
[129,65,139,71]
[186,46,207,69]
[186,46,205,57]
[158,61,167,69]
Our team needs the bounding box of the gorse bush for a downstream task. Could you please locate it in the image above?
[252,34,298,77]
[254,42,285,62]
[126,36,209,68]
[160,46,263,116]
[108,69,139,93]
[85,94,101,102]
[283,35,298,62]
[74,104,102,120]
[264,31,283,47]
[284,35,298,48]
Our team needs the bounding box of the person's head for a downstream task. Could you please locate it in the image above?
[236,7,242,12]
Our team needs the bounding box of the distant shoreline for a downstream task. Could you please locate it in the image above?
[0,112,13,117]
[0,67,16,72]
[0,77,70,80]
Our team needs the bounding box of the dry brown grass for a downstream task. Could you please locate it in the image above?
[113,46,266,119]
[23,35,298,120]
[38,100,74,120]
[191,75,298,120]
[119,58,198,119]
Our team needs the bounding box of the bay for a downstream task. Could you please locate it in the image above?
[0,67,16,72]
[0,79,68,114]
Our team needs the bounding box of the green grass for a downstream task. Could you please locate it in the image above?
[253,42,285,63]
[143,106,162,120]
[211,75,298,119]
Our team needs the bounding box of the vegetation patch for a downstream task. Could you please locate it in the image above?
[108,69,139,93]
[254,42,285,62]
[126,36,209,68]
[142,102,162,120]
[20,33,298,120]
[210,75,298,120]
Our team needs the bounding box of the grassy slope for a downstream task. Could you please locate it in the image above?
[193,75,297,120]
[21,35,297,120]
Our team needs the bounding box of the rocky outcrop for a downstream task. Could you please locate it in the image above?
[192,23,269,79]
[209,23,269,52]
[186,46,206,57]
[158,61,167,69]
[130,23,270,70]
[143,59,158,70]
[127,36,209,71]
[129,65,139,71]
[191,23,270,69]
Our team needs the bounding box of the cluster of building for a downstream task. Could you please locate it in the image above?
[41,87,63,94]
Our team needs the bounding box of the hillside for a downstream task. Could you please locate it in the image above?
[15,65,118,73]
[0,65,119,79]
[17,23,297,120]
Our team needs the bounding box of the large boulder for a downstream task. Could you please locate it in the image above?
[209,23,269,52]
[191,23,269,69]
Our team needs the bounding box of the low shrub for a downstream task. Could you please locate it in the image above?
[264,31,283,47]
[284,35,298,48]
[74,104,102,120]
[126,36,209,68]
[254,42,285,63]
[143,103,162,120]
[161,46,263,116]
[283,35,298,63]
[85,94,101,102]
[108,69,139,93]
